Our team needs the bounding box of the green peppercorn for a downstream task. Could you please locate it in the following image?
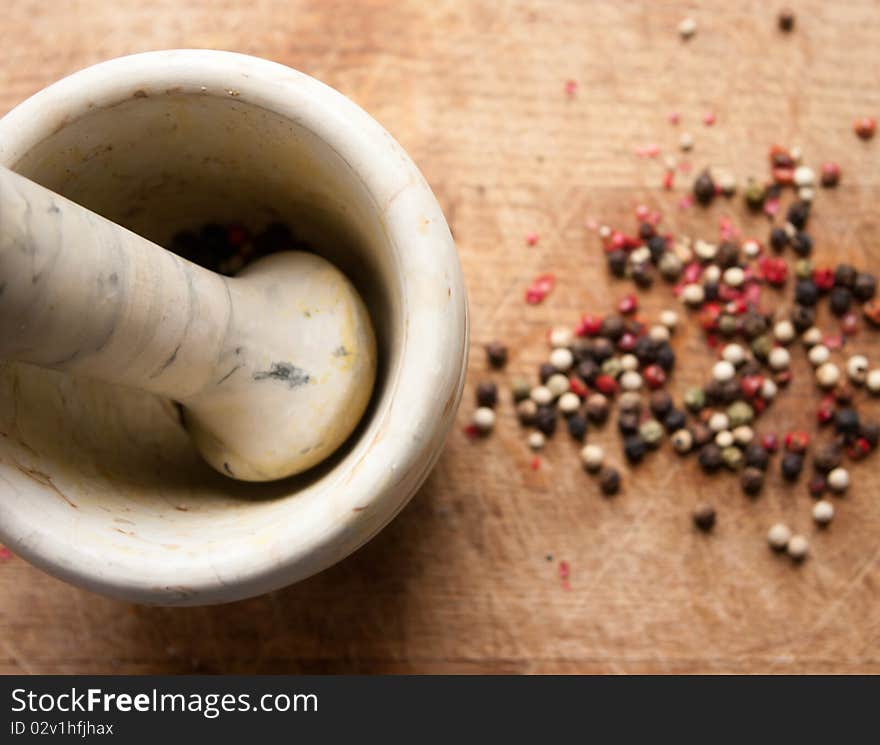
[511,377,532,403]
[722,446,744,470]
[684,387,706,412]
[742,312,768,339]
[795,258,813,280]
[639,419,665,448]
[751,334,773,360]
[601,357,623,379]
[744,178,766,211]
[727,400,754,427]
[718,314,738,337]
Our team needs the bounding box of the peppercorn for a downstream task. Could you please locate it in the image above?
[787,200,810,230]
[646,234,667,263]
[744,442,769,470]
[511,378,531,402]
[778,8,795,31]
[703,282,720,302]
[808,475,827,498]
[558,391,581,415]
[834,264,857,288]
[787,534,809,561]
[769,227,789,252]
[567,414,588,441]
[790,304,816,332]
[813,500,834,525]
[595,374,618,396]
[744,179,766,211]
[654,343,676,372]
[485,342,508,369]
[720,446,742,471]
[792,232,812,257]
[716,241,740,268]
[784,430,810,453]
[649,390,673,418]
[718,314,738,337]
[476,381,498,408]
[698,443,723,473]
[472,407,495,433]
[623,434,647,464]
[693,169,715,205]
[607,249,627,277]
[585,393,609,424]
[834,381,854,404]
[539,363,555,384]
[516,399,537,426]
[742,312,768,339]
[618,411,640,436]
[599,466,620,496]
[671,428,693,453]
[727,401,754,428]
[854,117,876,140]
[751,334,773,360]
[828,467,850,492]
[795,279,819,306]
[576,359,599,384]
[835,408,860,439]
[663,408,687,433]
[781,452,804,480]
[618,392,642,413]
[600,314,625,340]
[601,358,623,380]
[829,286,852,316]
[534,405,557,436]
[632,262,654,288]
[659,251,683,281]
[853,272,877,302]
[861,422,880,448]
[692,504,716,531]
[691,422,712,447]
[631,336,656,365]
[793,258,813,280]
[741,467,765,495]
[640,419,665,448]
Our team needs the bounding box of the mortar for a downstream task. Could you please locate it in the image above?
[0,50,468,605]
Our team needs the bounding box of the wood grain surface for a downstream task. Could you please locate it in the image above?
[1,0,879,674]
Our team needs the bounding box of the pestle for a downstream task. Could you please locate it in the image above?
[0,165,377,482]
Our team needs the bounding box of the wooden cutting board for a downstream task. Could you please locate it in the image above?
[0,0,878,673]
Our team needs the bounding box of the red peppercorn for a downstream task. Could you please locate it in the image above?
[775,370,793,386]
[813,267,835,291]
[841,313,859,336]
[463,423,480,439]
[816,399,835,425]
[618,294,638,315]
[568,376,589,398]
[643,364,666,389]
[820,162,841,187]
[683,262,703,284]
[699,303,722,331]
[768,144,793,167]
[594,375,619,396]
[758,257,788,286]
[525,273,555,304]
[576,313,603,337]
[741,375,764,399]
[847,438,871,460]
[610,231,627,250]
[854,117,876,140]
[761,434,779,452]
[752,398,767,415]
[617,333,636,352]
[772,166,794,185]
[808,475,826,497]
[784,430,810,453]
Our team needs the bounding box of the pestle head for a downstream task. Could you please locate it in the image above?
[182,250,377,481]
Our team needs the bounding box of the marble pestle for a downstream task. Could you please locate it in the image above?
[0,165,377,481]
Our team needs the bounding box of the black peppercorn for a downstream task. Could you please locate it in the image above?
[829,286,852,316]
[860,422,880,448]
[703,282,720,302]
[835,408,860,438]
[567,414,588,441]
[792,232,812,257]
[571,338,594,362]
[600,314,625,340]
[485,342,508,369]
[663,408,687,433]
[691,423,713,447]
[716,241,740,268]
[778,8,795,31]
[786,200,810,230]
[781,452,804,480]
[592,338,614,362]
[654,343,676,372]
[813,443,842,473]
[704,380,725,405]
[534,405,557,436]
[476,381,498,408]
[693,169,716,205]
[607,249,627,277]
[623,434,647,464]
[770,227,789,252]
[790,304,816,332]
[632,262,654,288]
[853,272,877,302]
[618,411,640,436]
[744,442,770,470]
[720,380,741,404]
[539,363,556,384]
[741,467,765,495]
[739,359,763,378]
[692,504,716,531]
[834,264,857,288]
[647,235,667,263]
[698,443,723,473]
[649,390,673,418]
[585,394,609,424]
[795,279,819,306]
[633,336,657,364]
[599,467,620,496]
[576,359,599,383]
[638,222,655,241]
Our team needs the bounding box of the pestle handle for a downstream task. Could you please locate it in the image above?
[0,165,229,400]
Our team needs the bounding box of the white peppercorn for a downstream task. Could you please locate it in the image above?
[793,165,814,187]
[723,266,745,287]
[620,354,639,372]
[827,467,850,493]
[531,385,553,406]
[660,310,679,329]
[715,430,734,448]
[702,264,721,283]
[768,347,791,370]
[679,131,694,151]
[473,407,496,432]
[868,369,880,394]
[649,324,671,343]
[712,360,736,382]
[517,399,538,425]
[812,500,834,525]
[801,326,823,347]
[549,347,574,371]
[721,344,746,366]
[671,428,693,453]
[761,378,778,400]
[732,425,754,445]
[682,283,705,306]
[695,240,718,262]
[557,391,581,415]
[846,354,869,384]
[798,186,815,202]
[807,344,829,366]
[742,239,761,258]
[546,374,570,397]
[787,534,809,560]
[580,444,604,472]
[773,320,796,344]
[630,247,651,265]
[620,371,643,391]
[816,362,840,388]
[549,326,573,349]
[527,431,546,451]
[708,412,730,432]
[767,523,792,550]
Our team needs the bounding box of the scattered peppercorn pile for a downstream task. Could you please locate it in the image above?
[466,141,880,562]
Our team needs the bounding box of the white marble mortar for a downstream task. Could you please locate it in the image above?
[0,50,468,605]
